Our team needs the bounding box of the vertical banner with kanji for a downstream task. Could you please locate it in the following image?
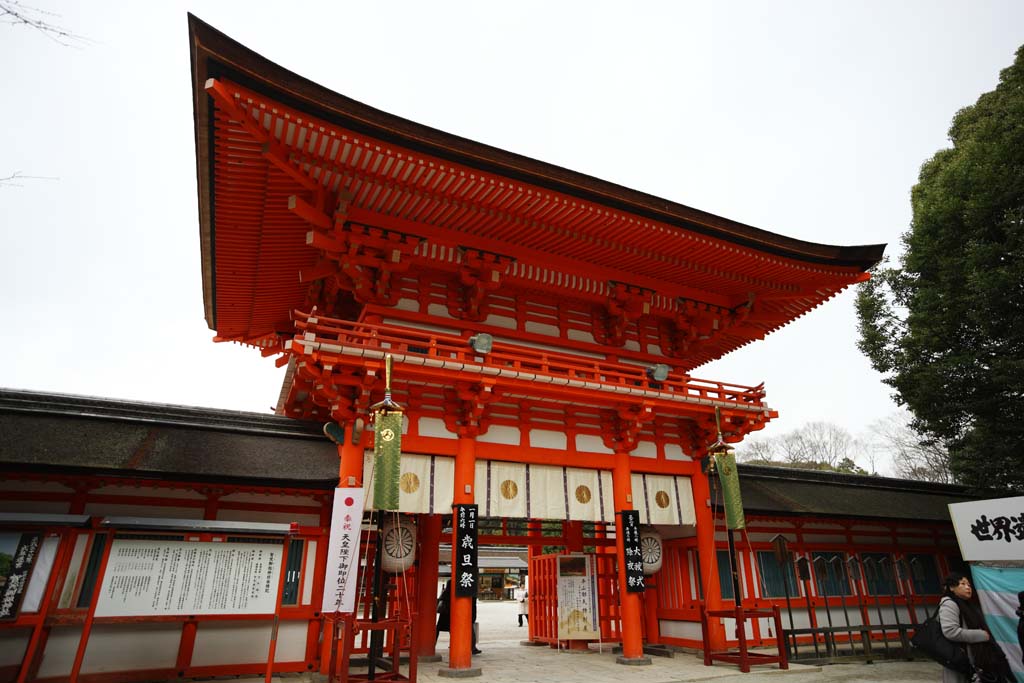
[322,488,366,613]
[619,510,645,593]
[715,449,746,530]
[373,411,402,511]
[0,532,42,620]
[453,504,478,597]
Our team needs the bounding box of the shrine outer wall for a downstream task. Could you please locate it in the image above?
[0,390,976,682]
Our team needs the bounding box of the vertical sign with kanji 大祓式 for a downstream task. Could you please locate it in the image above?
[322,488,366,613]
[453,504,478,597]
[619,510,645,593]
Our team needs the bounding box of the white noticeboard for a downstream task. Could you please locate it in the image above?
[322,487,366,614]
[557,554,600,640]
[948,495,1024,561]
[95,538,283,617]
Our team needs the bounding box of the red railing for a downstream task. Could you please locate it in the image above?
[290,310,769,412]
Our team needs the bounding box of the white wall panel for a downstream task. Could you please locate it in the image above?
[81,624,180,673]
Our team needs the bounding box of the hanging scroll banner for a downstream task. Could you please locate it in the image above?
[322,487,366,613]
[715,449,746,530]
[619,509,646,593]
[373,410,402,511]
[370,354,403,511]
[453,504,478,597]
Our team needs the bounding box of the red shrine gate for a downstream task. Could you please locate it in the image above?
[174,14,877,679]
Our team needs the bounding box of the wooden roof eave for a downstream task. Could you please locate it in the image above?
[187,14,885,332]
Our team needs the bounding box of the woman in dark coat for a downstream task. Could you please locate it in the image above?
[434,580,481,654]
[938,573,1012,683]
[435,581,451,643]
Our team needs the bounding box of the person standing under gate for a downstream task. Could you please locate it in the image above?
[435,580,451,644]
[515,584,529,627]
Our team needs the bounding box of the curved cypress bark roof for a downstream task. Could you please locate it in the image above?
[187,14,884,346]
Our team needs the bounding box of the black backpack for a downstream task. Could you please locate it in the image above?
[910,598,972,675]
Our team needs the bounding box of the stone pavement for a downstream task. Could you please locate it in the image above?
[417,600,943,682]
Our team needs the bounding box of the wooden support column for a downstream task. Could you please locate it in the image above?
[643,576,661,645]
[416,514,442,659]
[611,448,648,664]
[691,466,727,650]
[564,520,584,552]
[338,420,364,487]
[442,435,481,676]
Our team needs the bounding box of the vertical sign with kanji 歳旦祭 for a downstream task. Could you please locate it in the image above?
[619,510,645,593]
[453,504,478,597]
[322,488,366,613]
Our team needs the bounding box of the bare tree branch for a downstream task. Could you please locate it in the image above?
[0,171,59,187]
[0,1,90,46]
[867,412,954,484]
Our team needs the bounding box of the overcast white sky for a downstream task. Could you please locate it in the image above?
[2,1,1022,462]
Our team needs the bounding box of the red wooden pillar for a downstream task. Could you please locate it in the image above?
[415,514,442,657]
[564,520,584,552]
[643,576,661,645]
[691,468,726,650]
[527,520,541,641]
[446,435,478,674]
[337,421,365,487]
[611,448,647,663]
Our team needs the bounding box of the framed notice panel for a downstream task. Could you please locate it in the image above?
[95,538,283,617]
[557,554,599,640]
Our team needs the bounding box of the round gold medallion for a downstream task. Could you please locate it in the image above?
[400,472,420,493]
[575,485,592,504]
[500,480,518,500]
[655,491,670,509]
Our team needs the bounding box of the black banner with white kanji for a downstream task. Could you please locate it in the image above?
[453,504,478,597]
[619,510,645,593]
[0,532,42,620]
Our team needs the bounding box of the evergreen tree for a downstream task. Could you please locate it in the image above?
[857,46,1024,492]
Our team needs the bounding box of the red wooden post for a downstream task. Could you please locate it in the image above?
[415,514,442,657]
[69,531,114,683]
[17,531,72,683]
[447,435,477,671]
[611,448,645,661]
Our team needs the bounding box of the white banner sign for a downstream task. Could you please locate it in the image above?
[557,554,600,640]
[948,496,1024,561]
[95,539,282,617]
[322,488,366,613]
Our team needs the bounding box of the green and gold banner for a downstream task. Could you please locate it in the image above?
[715,449,746,530]
[373,410,402,511]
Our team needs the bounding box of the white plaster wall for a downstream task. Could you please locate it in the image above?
[81,623,180,673]
[216,508,320,526]
[0,630,29,667]
[418,416,450,439]
[82,503,203,519]
[528,429,567,450]
[659,619,704,640]
[90,485,204,499]
[219,492,319,506]
[37,626,82,678]
[191,620,307,666]
[476,425,520,445]
[664,443,691,461]
[574,434,614,454]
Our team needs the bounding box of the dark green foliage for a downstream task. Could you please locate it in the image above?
[857,46,1024,492]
